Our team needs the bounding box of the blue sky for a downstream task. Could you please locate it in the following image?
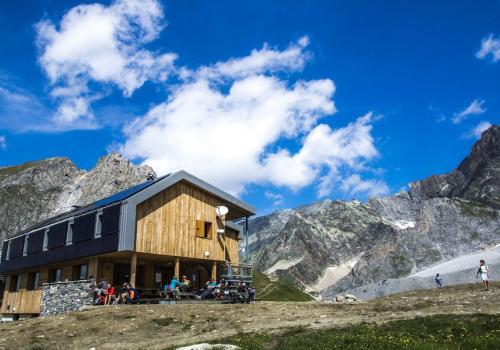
[0,0,499,214]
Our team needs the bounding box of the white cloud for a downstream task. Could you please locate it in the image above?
[120,38,386,197]
[452,99,486,124]
[36,0,176,130]
[340,174,390,198]
[265,191,284,206]
[476,34,500,62]
[463,121,492,140]
[192,35,310,81]
[0,135,6,150]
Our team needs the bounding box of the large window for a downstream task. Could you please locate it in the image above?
[27,272,40,290]
[48,268,62,283]
[72,264,88,280]
[195,220,213,239]
[9,274,21,292]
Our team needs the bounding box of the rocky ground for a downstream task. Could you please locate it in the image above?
[0,282,498,350]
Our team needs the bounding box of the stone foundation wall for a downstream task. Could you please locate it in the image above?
[40,280,94,316]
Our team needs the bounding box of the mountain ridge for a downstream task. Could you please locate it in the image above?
[247,125,500,298]
[0,153,154,243]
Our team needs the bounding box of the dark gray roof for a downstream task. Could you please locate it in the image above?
[19,174,170,235]
[16,170,255,242]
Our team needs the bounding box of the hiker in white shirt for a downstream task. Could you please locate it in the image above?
[476,259,490,291]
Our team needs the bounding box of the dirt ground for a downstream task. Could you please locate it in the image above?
[0,282,499,350]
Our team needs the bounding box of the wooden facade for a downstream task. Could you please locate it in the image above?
[136,181,239,264]
[1,173,254,316]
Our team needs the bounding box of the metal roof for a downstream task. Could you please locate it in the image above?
[12,170,255,242]
[18,174,170,236]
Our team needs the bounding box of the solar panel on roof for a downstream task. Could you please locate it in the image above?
[15,174,170,236]
[93,174,170,208]
[94,181,151,207]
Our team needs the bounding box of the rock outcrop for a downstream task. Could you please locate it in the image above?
[247,125,500,298]
[0,153,154,242]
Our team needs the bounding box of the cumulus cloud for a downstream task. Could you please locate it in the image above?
[463,121,492,140]
[31,1,387,197]
[452,99,486,124]
[0,135,6,150]
[120,37,386,196]
[192,35,310,81]
[36,0,176,130]
[476,34,500,62]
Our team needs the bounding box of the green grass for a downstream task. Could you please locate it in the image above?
[211,314,500,350]
[0,160,46,177]
[253,271,313,302]
[456,200,498,220]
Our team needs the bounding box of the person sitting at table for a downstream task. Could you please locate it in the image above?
[119,283,129,304]
[126,284,139,304]
[105,283,116,305]
[237,280,247,293]
[199,279,217,299]
[180,275,192,292]
[168,276,181,299]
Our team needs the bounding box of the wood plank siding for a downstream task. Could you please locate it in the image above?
[136,181,239,264]
[1,273,42,314]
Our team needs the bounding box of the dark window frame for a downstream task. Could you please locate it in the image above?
[195,220,213,239]
[48,268,62,283]
[9,274,21,292]
[27,271,41,290]
[72,264,88,280]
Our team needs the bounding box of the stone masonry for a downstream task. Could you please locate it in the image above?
[40,280,94,317]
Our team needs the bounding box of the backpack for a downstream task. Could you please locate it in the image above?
[129,288,137,300]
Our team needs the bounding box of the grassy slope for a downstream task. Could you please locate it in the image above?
[253,271,313,302]
[216,314,500,350]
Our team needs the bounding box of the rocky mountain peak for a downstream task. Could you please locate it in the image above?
[409,125,500,208]
[456,125,499,177]
[0,153,155,242]
[248,125,500,298]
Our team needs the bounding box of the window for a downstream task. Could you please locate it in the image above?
[72,264,88,280]
[27,272,40,290]
[9,274,21,292]
[6,240,11,261]
[195,220,212,239]
[43,228,49,251]
[23,235,29,256]
[48,268,62,283]
[95,211,103,238]
[66,220,74,245]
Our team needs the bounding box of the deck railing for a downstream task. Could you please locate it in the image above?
[220,262,253,284]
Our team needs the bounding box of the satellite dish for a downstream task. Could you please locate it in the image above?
[216,206,229,217]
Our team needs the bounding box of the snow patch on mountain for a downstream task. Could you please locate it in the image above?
[306,257,359,292]
[392,220,416,230]
[265,257,303,275]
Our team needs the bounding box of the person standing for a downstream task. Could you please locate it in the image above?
[476,260,490,291]
[434,273,443,288]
